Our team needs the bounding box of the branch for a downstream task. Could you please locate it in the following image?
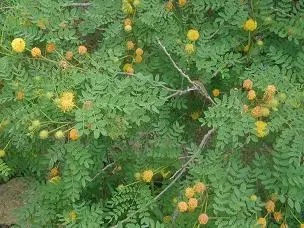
[111,128,215,228]
[157,38,215,105]
[90,162,115,182]
[63,2,92,7]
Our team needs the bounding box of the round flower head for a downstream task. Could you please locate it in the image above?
[165,1,174,11]
[212,89,220,97]
[78,45,87,55]
[185,43,195,54]
[126,41,135,50]
[187,198,198,210]
[250,194,257,201]
[243,79,253,90]
[261,107,270,117]
[0,149,6,158]
[300,224,304,228]
[58,92,75,112]
[257,217,266,227]
[124,25,132,32]
[243,18,257,32]
[123,63,134,74]
[55,130,65,140]
[266,85,276,95]
[50,167,59,178]
[135,55,143,64]
[69,128,79,141]
[178,0,187,7]
[243,104,249,113]
[31,47,42,58]
[177,201,188,212]
[198,213,209,225]
[69,211,77,221]
[124,18,132,26]
[11,38,26,53]
[49,175,61,184]
[273,211,282,222]
[142,170,154,182]
[265,200,275,213]
[185,187,195,198]
[16,91,25,101]
[65,51,73,60]
[255,121,268,138]
[39,130,49,139]
[193,182,206,193]
[46,43,56,53]
[251,106,262,118]
[187,29,200,41]
[247,90,256,100]
[280,223,288,228]
[190,111,201,121]
[135,48,144,56]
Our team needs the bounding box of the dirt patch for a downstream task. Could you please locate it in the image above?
[0,177,31,225]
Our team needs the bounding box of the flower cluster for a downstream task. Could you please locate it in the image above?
[57,92,75,112]
[177,182,208,224]
[184,29,200,55]
[242,79,282,138]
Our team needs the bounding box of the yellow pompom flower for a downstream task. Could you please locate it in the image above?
[193,182,206,193]
[243,18,257,32]
[31,47,42,58]
[69,128,80,141]
[247,90,256,100]
[58,92,75,112]
[69,211,77,221]
[243,79,253,90]
[0,149,6,158]
[257,217,266,228]
[134,55,143,64]
[177,201,188,212]
[178,0,187,7]
[49,175,61,184]
[212,89,220,97]
[273,211,283,222]
[142,170,154,182]
[190,111,201,120]
[185,187,195,198]
[11,38,26,53]
[265,200,275,213]
[187,198,198,211]
[255,121,269,138]
[184,43,195,54]
[123,63,134,74]
[187,29,200,41]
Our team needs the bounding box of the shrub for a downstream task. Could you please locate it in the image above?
[0,0,304,227]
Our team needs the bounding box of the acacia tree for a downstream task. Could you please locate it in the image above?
[0,0,304,227]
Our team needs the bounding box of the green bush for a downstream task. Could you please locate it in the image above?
[0,0,304,227]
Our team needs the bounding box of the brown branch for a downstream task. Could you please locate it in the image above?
[157,38,215,104]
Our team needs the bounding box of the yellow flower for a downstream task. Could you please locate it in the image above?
[58,92,75,112]
[142,170,153,182]
[31,47,42,58]
[255,121,269,138]
[177,201,188,212]
[69,128,80,141]
[250,194,257,201]
[257,217,266,228]
[126,41,135,50]
[243,18,257,32]
[78,45,87,55]
[265,200,275,213]
[243,79,253,90]
[193,182,206,193]
[273,211,283,222]
[190,111,201,120]
[135,55,143,64]
[69,210,77,221]
[0,149,6,158]
[46,42,56,53]
[49,175,61,184]
[135,48,144,56]
[198,213,209,225]
[185,187,195,198]
[11,38,26,53]
[124,18,132,26]
[187,198,198,211]
[212,89,220,97]
[247,90,256,100]
[178,0,187,7]
[123,63,134,74]
[184,43,195,54]
[124,25,132,32]
[251,106,262,118]
[187,29,200,41]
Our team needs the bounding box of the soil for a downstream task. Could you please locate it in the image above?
[0,177,31,225]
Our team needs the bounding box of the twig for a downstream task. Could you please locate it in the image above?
[111,128,215,227]
[90,162,115,182]
[157,38,215,105]
[166,87,198,99]
[63,2,92,7]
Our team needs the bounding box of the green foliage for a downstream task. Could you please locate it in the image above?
[0,0,304,227]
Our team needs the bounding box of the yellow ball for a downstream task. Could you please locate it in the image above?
[11,38,26,53]
[187,29,200,42]
[0,149,6,158]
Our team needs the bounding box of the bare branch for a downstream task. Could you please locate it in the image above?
[166,87,198,99]
[63,2,92,7]
[157,38,215,105]
[90,162,115,182]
